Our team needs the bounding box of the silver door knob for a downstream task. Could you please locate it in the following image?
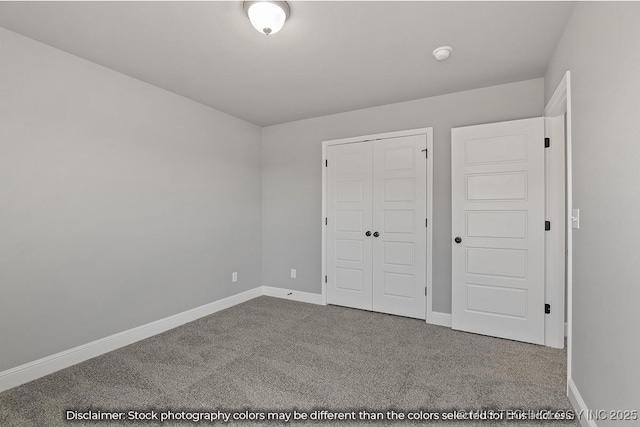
[373,231,380,238]
[454,237,462,244]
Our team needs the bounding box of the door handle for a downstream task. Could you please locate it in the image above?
[454,236,462,244]
[373,231,380,238]
[365,231,371,237]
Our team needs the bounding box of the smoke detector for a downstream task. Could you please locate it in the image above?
[433,46,453,61]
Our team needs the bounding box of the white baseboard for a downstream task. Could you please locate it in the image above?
[262,286,323,305]
[568,377,597,427]
[430,311,452,327]
[0,286,263,393]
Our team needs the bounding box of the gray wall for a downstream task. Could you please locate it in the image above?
[0,28,262,371]
[545,2,640,419]
[262,79,544,313]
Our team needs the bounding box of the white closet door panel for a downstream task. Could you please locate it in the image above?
[451,117,545,344]
[372,135,427,319]
[326,142,373,310]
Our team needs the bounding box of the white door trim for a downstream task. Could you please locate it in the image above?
[321,127,434,323]
[543,72,573,378]
[544,90,566,349]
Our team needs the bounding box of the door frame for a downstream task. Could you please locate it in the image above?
[321,127,434,322]
[543,72,573,359]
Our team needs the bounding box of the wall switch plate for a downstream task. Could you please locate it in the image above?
[572,209,580,229]
[232,272,238,282]
[290,269,296,279]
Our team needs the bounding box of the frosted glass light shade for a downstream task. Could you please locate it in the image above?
[245,1,290,35]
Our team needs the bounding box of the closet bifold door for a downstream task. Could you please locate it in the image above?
[326,141,373,310]
[371,135,427,319]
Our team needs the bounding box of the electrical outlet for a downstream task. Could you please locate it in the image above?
[232,272,238,282]
[290,269,296,279]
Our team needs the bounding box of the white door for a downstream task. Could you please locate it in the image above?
[451,117,545,344]
[372,135,427,319]
[326,142,373,310]
[326,135,427,319]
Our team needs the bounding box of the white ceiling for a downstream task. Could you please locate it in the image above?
[0,1,574,126]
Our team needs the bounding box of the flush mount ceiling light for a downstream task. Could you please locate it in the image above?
[433,46,453,61]
[244,1,290,36]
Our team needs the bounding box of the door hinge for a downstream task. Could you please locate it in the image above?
[425,287,427,296]
[545,137,550,148]
[325,217,327,225]
[545,221,551,231]
[325,159,328,167]
[425,218,428,227]
[324,275,327,283]
[545,303,551,314]
[422,148,428,158]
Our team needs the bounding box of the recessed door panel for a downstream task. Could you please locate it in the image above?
[336,267,364,291]
[337,152,365,175]
[336,181,364,203]
[465,134,527,165]
[335,211,363,232]
[384,272,415,299]
[384,178,415,202]
[466,247,528,278]
[383,146,415,171]
[384,241,414,266]
[452,117,544,344]
[466,211,527,239]
[336,239,363,262]
[466,172,527,201]
[384,210,415,234]
[466,284,528,319]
